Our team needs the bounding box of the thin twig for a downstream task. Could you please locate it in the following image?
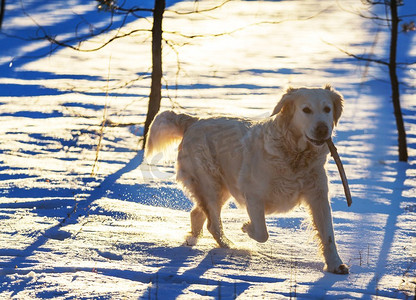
[104,120,144,127]
[323,40,389,66]
[46,28,151,52]
[164,7,330,40]
[166,0,231,15]
[91,55,112,176]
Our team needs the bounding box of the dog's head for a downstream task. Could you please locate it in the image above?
[272,85,344,147]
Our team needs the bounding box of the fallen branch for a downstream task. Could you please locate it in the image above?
[326,138,352,207]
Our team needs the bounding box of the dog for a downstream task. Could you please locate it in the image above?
[145,85,349,274]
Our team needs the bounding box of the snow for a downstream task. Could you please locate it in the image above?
[0,0,415,299]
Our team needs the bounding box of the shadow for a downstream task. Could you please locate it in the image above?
[0,242,283,299]
[63,102,106,111]
[0,0,182,98]
[172,83,277,90]
[240,68,305,75]
[304,273,358,299]
[0,186,75,200]
[0,71,104,97]
[0,77,147,98]
[319,59,416,299]
[0,1,414,298]
[0,83,71,97]
[363,163,411,297]
[0,110,64,118]
[0,151,144,283]
[0,1,152,70]
[139,246,284,299]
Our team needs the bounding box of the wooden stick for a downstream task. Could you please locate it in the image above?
[326,138,352,207]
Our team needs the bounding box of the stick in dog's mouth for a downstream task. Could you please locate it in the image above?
[326,138,352,207]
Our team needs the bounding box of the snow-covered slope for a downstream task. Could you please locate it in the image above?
[0,0,415,298]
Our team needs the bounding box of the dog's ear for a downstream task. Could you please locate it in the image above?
[325,84,344,126]
[271,87,298,117]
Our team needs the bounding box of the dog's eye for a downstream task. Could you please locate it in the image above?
[324,106,331,113]
[302,107,312,114]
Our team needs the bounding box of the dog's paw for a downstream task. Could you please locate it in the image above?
[325,263,349,274]
[184,235,198,247]
[241,222,268,243]
[335,264,349,274]
[217,237,235,249]
[241,222,251,233]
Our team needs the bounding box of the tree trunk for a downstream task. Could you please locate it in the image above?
[143,0,165,149]
[0,0,5,30]
[388,0,408,162]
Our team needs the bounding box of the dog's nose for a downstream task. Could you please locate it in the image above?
[315,122,329,140]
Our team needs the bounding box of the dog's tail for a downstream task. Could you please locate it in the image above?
[144,110,198,160]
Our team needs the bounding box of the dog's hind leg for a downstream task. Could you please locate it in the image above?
[192,184,232,248]
[205,194,234,249]
[190,206,206,237]
[185,206,206,246]
[179,172,232,248]
[193,182,233,248]
[177,139,233,248]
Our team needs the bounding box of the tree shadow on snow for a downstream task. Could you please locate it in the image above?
[127,244,284,299]
[320,81,416,298]
[0,0,183,97]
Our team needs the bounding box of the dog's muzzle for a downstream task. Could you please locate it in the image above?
[306,135,326,146]
[307,122,330,146]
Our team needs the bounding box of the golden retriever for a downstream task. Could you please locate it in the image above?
[145,85,349,274]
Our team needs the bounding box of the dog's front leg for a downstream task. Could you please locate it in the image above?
[306,189,349,274]
[242,196,269,243]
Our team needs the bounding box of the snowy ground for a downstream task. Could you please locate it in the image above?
[0,0,415,299]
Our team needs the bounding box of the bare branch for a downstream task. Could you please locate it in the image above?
[46,28,151,52]
[163,38,182,106]
[324,31,415,67]
[357,12,391,22]
[112,6,153,13]
[361,1,388,5]
[336,0,392,29]
[164,7,329,40]
[397,61,416,65]
[324,40,389,66]
[104,119,144,127]
[167,0,231,15]
[16,0,153,54]
[91,54,112,176]
[96,0,153,13]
